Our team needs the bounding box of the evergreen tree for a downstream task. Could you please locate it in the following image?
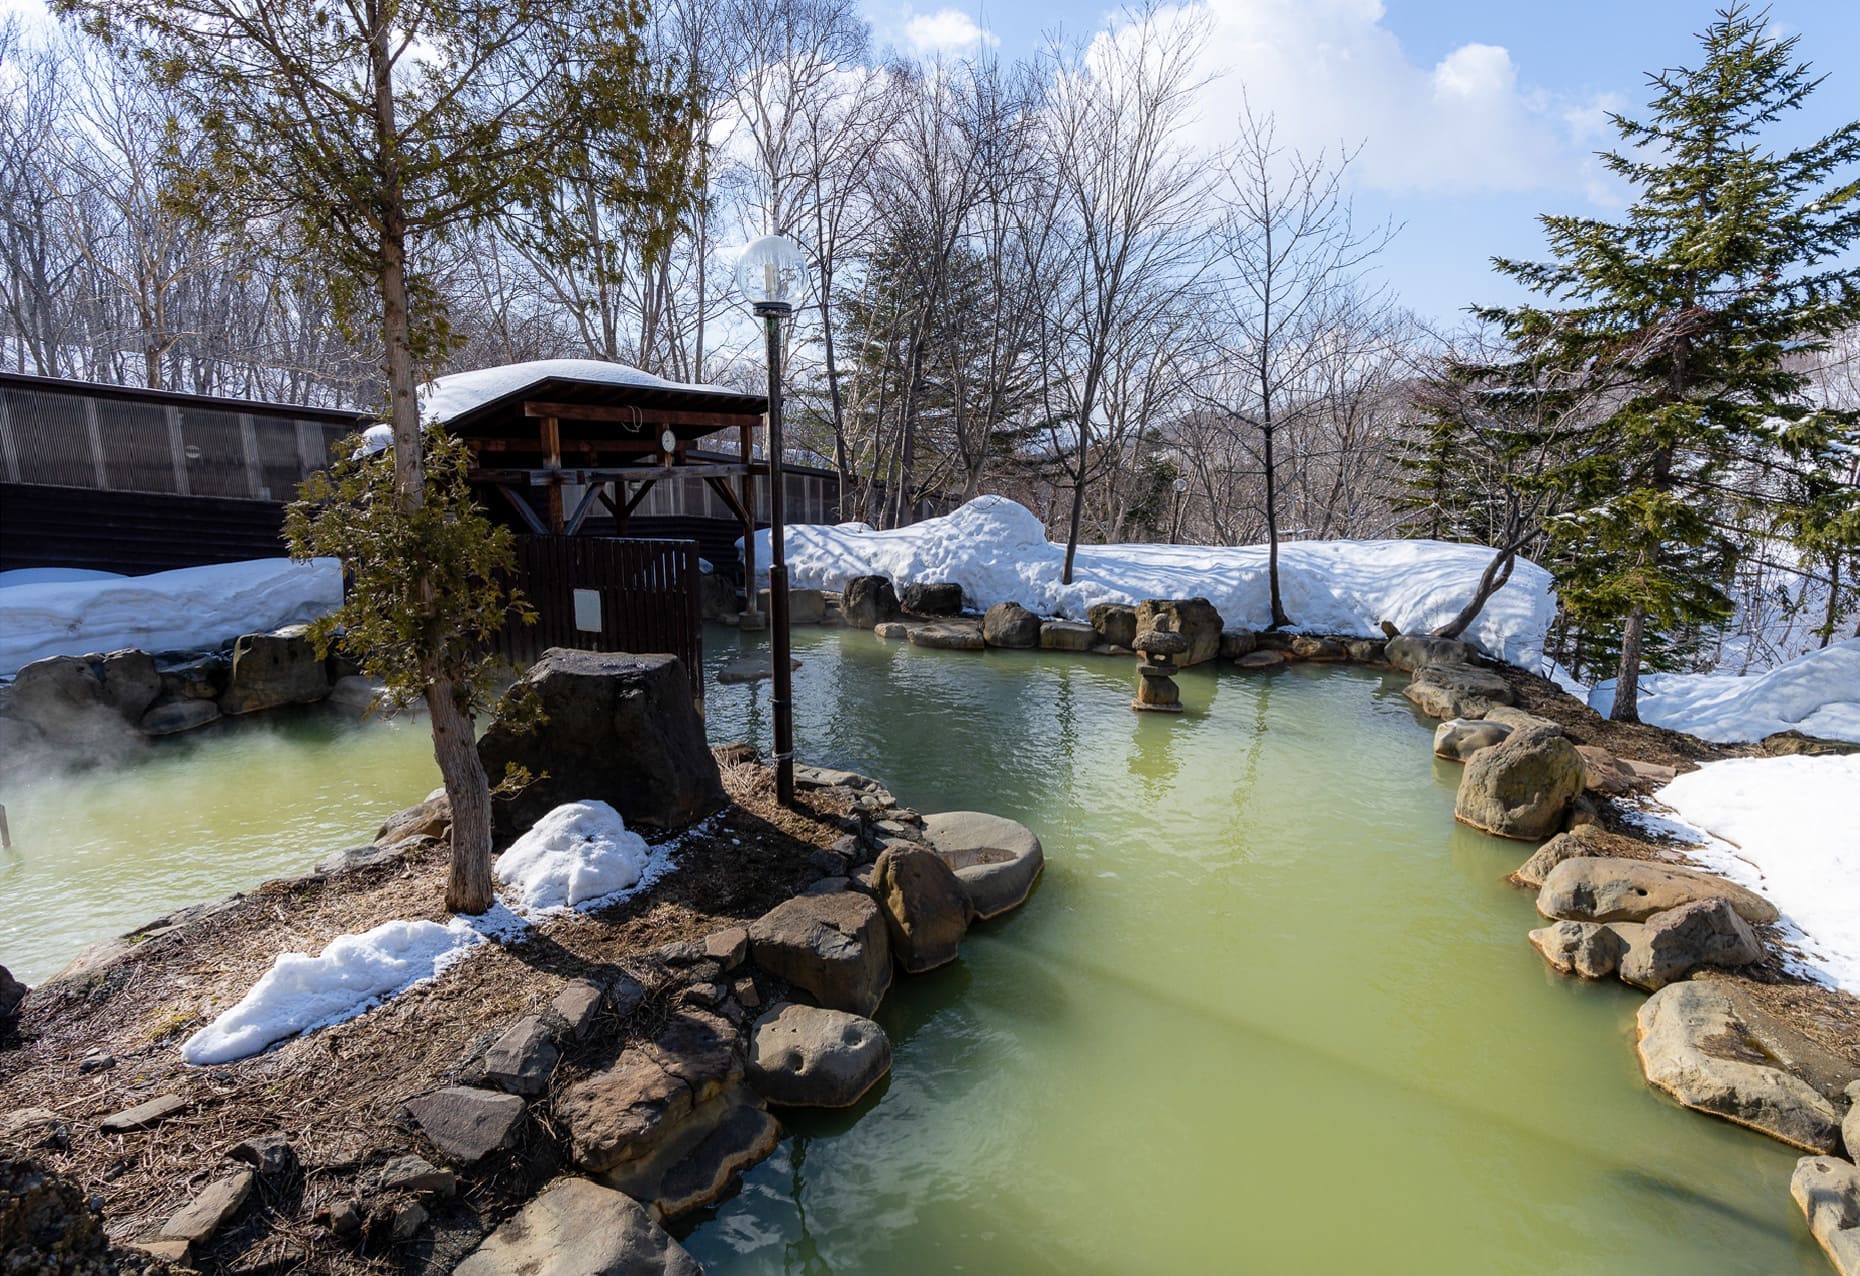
[1475,5,1860,720]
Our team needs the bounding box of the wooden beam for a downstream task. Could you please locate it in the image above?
[495,484,548,535]
[563,482,605,536]
[541,415,564,533]
[471,462,759,485]
[522,401,755,429]
[704,475,751,527]
[621,478,658,518]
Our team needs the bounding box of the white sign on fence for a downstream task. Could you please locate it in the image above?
[572,588,603,633]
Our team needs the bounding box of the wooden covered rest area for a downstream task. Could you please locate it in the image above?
[433,360,771,584]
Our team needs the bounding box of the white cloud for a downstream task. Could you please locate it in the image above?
[1119,0,1614,199]
[904,8,999,53]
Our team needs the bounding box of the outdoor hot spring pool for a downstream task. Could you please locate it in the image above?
[0,626,1823,1272]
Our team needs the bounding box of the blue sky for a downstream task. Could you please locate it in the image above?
[863,0,1860,325]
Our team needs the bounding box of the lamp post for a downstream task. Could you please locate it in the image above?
[737,234,809,806]
[1169,476,1190,544]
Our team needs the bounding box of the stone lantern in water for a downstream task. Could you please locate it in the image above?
[1131,614,1187,713]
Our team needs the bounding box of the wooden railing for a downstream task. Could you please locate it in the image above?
[494,535,703,700]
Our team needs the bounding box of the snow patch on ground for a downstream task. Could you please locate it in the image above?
[1588,639,1860,743]
[179,906,525,1065]
[0,558,344,675]
[495,800,655,914]
[1637,755,1860,995]
[420,358,748,425]
[750,496,1558,667]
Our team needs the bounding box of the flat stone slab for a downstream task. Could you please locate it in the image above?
[378,1154,455,1195]
[1235,650,1285,669]
[484,1015,559,1096]
[920,811,1044,920]
[558,1012,743,1174]
[101,1094,187,1134]
[453,1176,701,1276]
[1537,856,1779,925]
[158,1168,253,1245]
[1404,663,1514,719]
[404,1086,525,1165]
[715,655,803,686]
[1636,982,1859,1153]
[747,893,893,1016]
[747,1003,892,1109]
[908,621,985,651]
[552,979,606,1040]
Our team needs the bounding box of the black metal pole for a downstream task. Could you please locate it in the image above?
[761,304,795,806]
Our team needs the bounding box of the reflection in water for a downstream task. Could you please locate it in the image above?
[690,624,1821,1275]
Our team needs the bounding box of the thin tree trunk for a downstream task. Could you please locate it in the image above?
[430,681,493,911]
[1434,546,1516,640]
[1612,603,1647,723]
[1822,556,1840,649]
[1262,421,1290,628]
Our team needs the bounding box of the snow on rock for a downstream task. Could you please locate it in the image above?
[1588,639,1860,743]
[0,557,343,675]
[420,358,747,425]
[180,910,521,1065]
[494,800,656,914]
[749,496,1558,667]
[1649,755,1860,994]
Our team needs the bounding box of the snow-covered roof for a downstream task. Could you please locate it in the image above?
[419,359,761,426]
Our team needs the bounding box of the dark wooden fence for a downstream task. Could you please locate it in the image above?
[494,535,703,699]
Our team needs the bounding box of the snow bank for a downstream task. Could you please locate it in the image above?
[420,358,747,424]
[750,496,1558,667]
[495,800,654,914]
[180,909,523,1065]
[1588,639,1860,743]
[1649,755,1860,994]
[0,557,344,675]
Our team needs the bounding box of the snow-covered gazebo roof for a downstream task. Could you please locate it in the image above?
[419,359,764,433]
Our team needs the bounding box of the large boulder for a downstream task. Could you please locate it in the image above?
[1039,620,1096,652]
[1536,857,1780,925]
[5,655,133,747]
[453,1176,701,1276]
[699,571,737,621]
[1618,898,1764,991]
[99,649,163,721]
[557,1012,743,1174]
[1385,634,1473,672]
[759,585,825,624]
[1510,827,1604,889]
[920,810,1044,919]
[1791,1156,1860,1276]
[1135,599,1221,667]
[1433,717,1512,761]
[982,601,1042,649]
[1087,603,1137,649]
[901,582,963,616]
[1453,724,1585,840]
[842,576,900,629]
[479,650,723,844]
[746,1003,892,1108]
[1637,981,1859,1153]
[1219,629,1259,659]
[908,621,984,651]
[1404,664,1514,719]
[219,625,331,714]
[871,844,974,972]
[747,892,893,1016]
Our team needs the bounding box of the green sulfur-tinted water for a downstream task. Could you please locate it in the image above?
[0,707,441,983]
[687,625,1821,1275]
[0,625,1822,1272]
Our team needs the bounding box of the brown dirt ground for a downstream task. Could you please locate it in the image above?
[0,752,848,1274]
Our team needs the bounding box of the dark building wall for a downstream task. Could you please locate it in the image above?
[1,483,290,574]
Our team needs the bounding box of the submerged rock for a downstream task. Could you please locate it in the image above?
[982,601,1042,649]
[747,1003,892,1108]
[479,649,723,842]
[920,810,1044,920]
[1039,620,1096,652]
[908,621,985,651]
[140,697,222,736]
[1453,724,1584,840]
[1536,857,1779,925]
[1636,982,1859,1153]
[842,575,900,628]
[453,1176,701,1276]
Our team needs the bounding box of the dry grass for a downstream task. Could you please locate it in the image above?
[0,751,849,1273]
